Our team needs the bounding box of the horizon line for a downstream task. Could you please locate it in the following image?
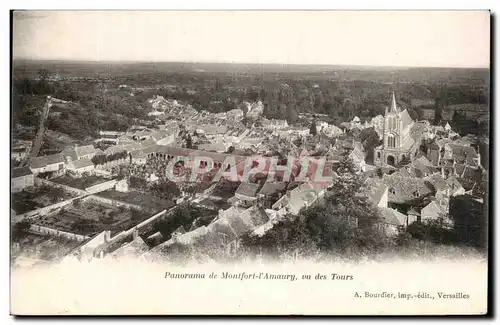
[12,58,490,70]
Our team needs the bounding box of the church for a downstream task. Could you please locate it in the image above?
[373,92,417,167]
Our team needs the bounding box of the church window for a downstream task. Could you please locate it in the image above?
[377,152,381,159]
[388,135,395,148]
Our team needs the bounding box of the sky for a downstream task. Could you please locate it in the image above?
[12,11,490,68]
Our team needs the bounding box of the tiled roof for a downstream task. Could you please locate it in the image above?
[208,219,238,242]
[378,207,407,226]
[422,200,446,217]
[400,109,413,130]
[30,153,65,169]
[448,144,478,165]
[365,179,388,207]
[426,174,449,192]
[401,136,416,151]
[109,237,149,258]
[239,206,269,228]
[71,158,93,169]
[236,182,261,198]
[75,145,97,158]
[427,148,440,166]
[381,175,435,204]
[12,166,32,178]
[258,182,287,196]
[446,176,464,192]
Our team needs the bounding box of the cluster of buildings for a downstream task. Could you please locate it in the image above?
[11,91,488,264]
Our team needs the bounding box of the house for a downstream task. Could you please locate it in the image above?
[12,140,32,162]
[130,149,148,165]
[75,231,113,260]
[446,176,466,197]
[29,153,65,174]
[235,182,261,203]
[62,145,99,161]
[286,126,310,137]
[66,158,94,176]
[447,143,481,167]
[272,180,331,215]
[115,179,129,192]
[421,200,448,224]
[198,142,229,153]
[426,142,441,166]
[108,237,149,259]
[196,124,229,136]
[95,133,121,145]
[11,167,34,192]
[155,131,176,146]
[380,175,435,205]
[263,119,289,131]
[378,207,408,236]
[11,147,29,162]
[146,206,269,258]
[223,128,250,144]
[365,180,389,208]
[426,174,450,198]
[258,182,287,199]
[411,157,436,178]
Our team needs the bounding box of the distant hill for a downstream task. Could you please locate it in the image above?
[12,59,490,85]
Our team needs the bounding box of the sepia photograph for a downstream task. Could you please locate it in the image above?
[10,10,490,315]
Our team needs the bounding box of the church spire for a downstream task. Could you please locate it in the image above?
[389,91,399,113]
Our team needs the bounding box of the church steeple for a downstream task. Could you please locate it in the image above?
[389,91,399,113]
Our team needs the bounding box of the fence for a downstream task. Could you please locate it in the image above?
[94,158,128,171]
[35,178,87,196]
[94,169,111,177]
[29,224,90,242]
[85,179,118,194]
[88,194,144,211]
[14,194,88,221]
[81,209,170,258]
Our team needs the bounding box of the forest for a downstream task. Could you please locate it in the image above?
[12,64,490,142]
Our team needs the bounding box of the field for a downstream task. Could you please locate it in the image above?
[11,185,78,214]
[11,230,81,263]
[34,199,152,237]
[97,189,175,213]
[51,174,110,190]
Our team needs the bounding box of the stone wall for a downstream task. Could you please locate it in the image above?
[88,194,143,211]
[85,180,118,194]
[14,194,88,222]
[29,224,90,242]
[35,178,87,196]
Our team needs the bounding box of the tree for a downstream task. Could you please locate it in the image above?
[241,150,387,259]
[449,195,486,249]
[433,98,444,125]
[185,135,193,149]
[151,180,181,200]
[286,106,299,124]
[240,214,320,261]
[309,120,318,136]
[128,176,148,191]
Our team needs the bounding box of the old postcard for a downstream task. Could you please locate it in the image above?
[10,10,490,315]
